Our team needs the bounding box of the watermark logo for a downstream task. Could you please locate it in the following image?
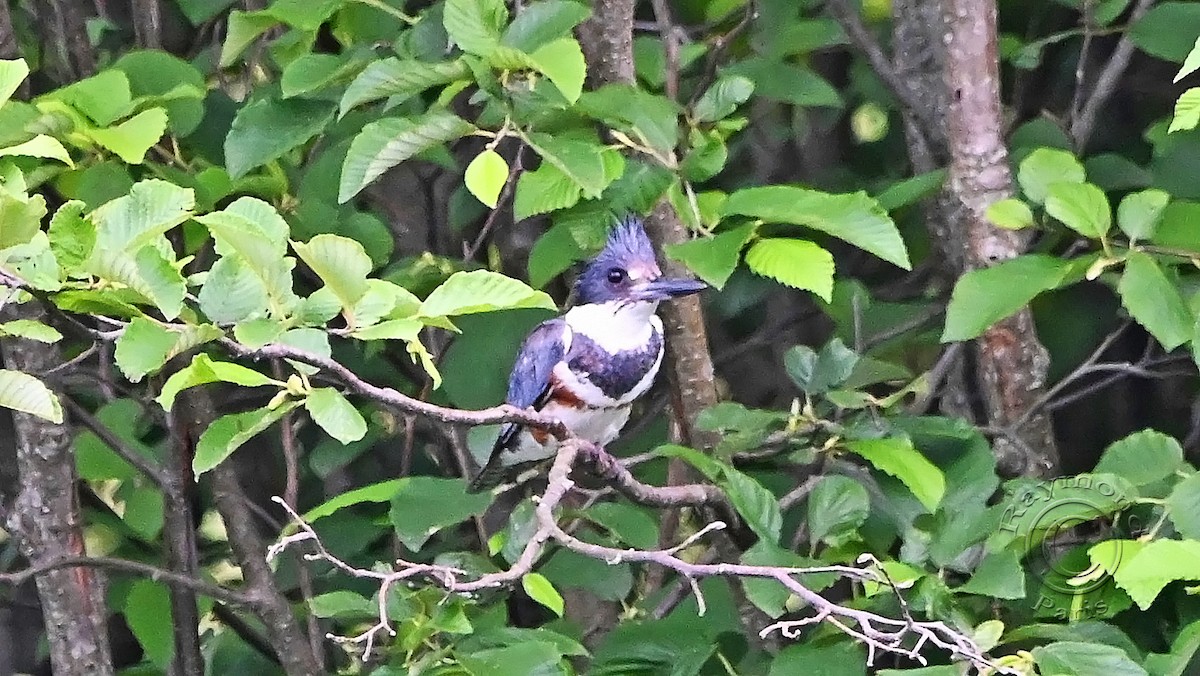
[997,474,1142,620]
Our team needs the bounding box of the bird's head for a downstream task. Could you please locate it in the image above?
[573,216,707,306]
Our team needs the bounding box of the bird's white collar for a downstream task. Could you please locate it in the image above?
[564,301,660,352]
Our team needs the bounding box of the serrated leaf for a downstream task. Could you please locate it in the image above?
[158,353,281,410]
[0,59,30,108]
[196,206,298,317]
[744,238,834,301]
[522,573,564,616]
[220,10,279,67]
[723,467,782,543]
[846,437,945,512]
[525,134,609,199]
[1032,641,1147,676]
[0,369,63,423]
[1094,429,1184,486]
[784,338,858,395]
[1106,538,1200,609]
[444,0,508,56]
[1169,88,1200,133]
[193,401,299,475]
[502,0,590,52]
[1175,37,1200,81]
[665,223,756,289]
[513,162,581,220]
[338,58,469,117]
[1045,182,1111,239]
[529,38,586,103]
[807,475,869,544]
[465,149,508,208]
[115,317,181,383]
[47,201,94,270]
[1118,251,1192,350]
[0,319,62,343]
[87,108,168,164]
[0,190,47,251]
[292,234,372,310]
[90,179,195,253]
[339,111,474,203]
[942,255,1071,342]
[389,477,492,550]
[1117,189,1170,241]
[224,98,335,178]
[1018,148,1086,204]
[723,186,909,269]
[693,74,754,122]
[419,270,555,316]
[305,388,367,444]
[875,169,948,210]
[1166,473,1200,539]
[84,247,186,320]
[956,549,1025,599]
[0,135,74,167]
[198,255,271,324]
[309,590,374,618]
[986,198,1035,230]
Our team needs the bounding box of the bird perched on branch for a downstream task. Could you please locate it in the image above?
[468,216,706,492]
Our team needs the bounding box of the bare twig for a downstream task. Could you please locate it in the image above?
[1070,0,1155,150]
[63,396,173,494]
[0,556,253,606]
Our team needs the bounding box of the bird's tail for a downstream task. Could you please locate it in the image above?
[467,455,507,493]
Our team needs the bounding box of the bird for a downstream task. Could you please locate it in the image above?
[468,216,707,492]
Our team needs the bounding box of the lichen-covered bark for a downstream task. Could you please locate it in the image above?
[0,303,114,676]
[943,0,1060,476]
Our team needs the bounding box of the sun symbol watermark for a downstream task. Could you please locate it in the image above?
[997,475,1145,620]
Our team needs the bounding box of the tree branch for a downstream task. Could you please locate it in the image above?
[0,556,253,607]
[1070,0,1155,151]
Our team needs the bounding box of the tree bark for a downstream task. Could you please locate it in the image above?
[164,404,205,676]
[943,0,1060,476]
[0,302,114,676]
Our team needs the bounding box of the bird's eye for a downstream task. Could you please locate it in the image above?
[606,268,626,284]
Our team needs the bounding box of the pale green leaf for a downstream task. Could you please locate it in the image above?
[0,319,61,343]
[0,191,47,250]
[420,270,556,316]
[193,401,299,475]
[0,369,63,423]
[0,135,74,167]
[1018,148,1086,204]
[665,223,757,289]
[305,388,367,444]
[846,437,945,512]
[302,478,407,522]
[88,108,168,164]
[90,179,195,253]
[1117,189,1170,241]
[1045,182,1111,239]
[0,59,29,108]
[1118,251,1192,350]
[339,111,474,203]
[308,591,374,619]
[513,162,581,220]
[1174,37,1200,81]
[723,186,909,269]
[1094,429,1184,486]
[1166,473,1200,539]
[986,198,1034,230]
[292,234,372,310]
[530,38,586,103]
[115,317,181,383]
[693,74,755,122]
[956,550,1025,599]
[522,573,564,617]
[464,149,508,208]
[1170,88,1200,133]
[443,0,508,56]
[525,134,609,199]
[942,255,1071,342]
[123,581,173,668]
[744,238,835,301]
[220,10,279,67]
[1108,538,1200,609]
[157,353,281,410]
[47,201,94,271]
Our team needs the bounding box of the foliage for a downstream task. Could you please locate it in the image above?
[2,0,1200,675]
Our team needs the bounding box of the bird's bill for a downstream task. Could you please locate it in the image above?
[634,277,708,301]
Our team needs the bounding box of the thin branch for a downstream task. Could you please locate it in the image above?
[63,396,173,494]
[649,0,681,101]
[0,556,252,606]
[1070,0,1155,150]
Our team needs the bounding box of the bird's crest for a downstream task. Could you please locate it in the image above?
[572,215,662,305]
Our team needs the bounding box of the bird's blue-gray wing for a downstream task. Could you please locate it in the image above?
[468,319,570,492]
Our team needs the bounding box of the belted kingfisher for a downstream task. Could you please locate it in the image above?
[468,216,707,492]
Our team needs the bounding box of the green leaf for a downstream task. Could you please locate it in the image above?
[723,186,910,269]
[1169,88,1200,133]
[665,223,756,289]
[123,581,174,668]
[1175,37,1200,81]
[1094,429,1184,486]
[111,51,207,135]
[502,0,590,52]
[769,642,866,676]
[87,108,168,164]
[302,479,406,522]
[522,573,564,616]
[846,437,946,512]
[1031,641,1148,676]
[420,270,555,316]
[308,591,374,619]
[529,38,586,103]
[1118,251,1193,350]
[292,234,372,310]
[584,502,658,549]
[0,59,29,108]
[224,98,335,178]
[47,201,94,270]
[513,161,581,220]
[458,642,566,676]
[0,369,63,423]
[90,179,195,253]
[443,0,508,56]
[941,254,1071,342]
[388,477,492,550]
[1167,473,1200,539]
[196,200,299,317]
[807,475,869,544]
[339,110,474,203]
[464,149,508,208]
[783,338,859,395]
[1117,189,1170,241]
[1131,3,1200,62]
[199,255,271,324]
[0,190,47,250]
[280,53,359,99]
[956,549,1025,599]
[115,317,182,383]
[723,468,782,543]
[525,134,610,199]
[220,10,279,67]
[875,169,947,211]
[193,401,299,475]
[727,57,841,108]
[338,58,469,117]
[986,198,1035,230]
[0,319,61,343]
[305,388,367,444]
[744,238,835,301]
[1045,182,1111,239]
[693,74,755,122]
[0,135,74,167]
[1100,538,1200,609]
[158,353,281,410]
[1144,619,1200,676]
[1018,148,1086,204]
